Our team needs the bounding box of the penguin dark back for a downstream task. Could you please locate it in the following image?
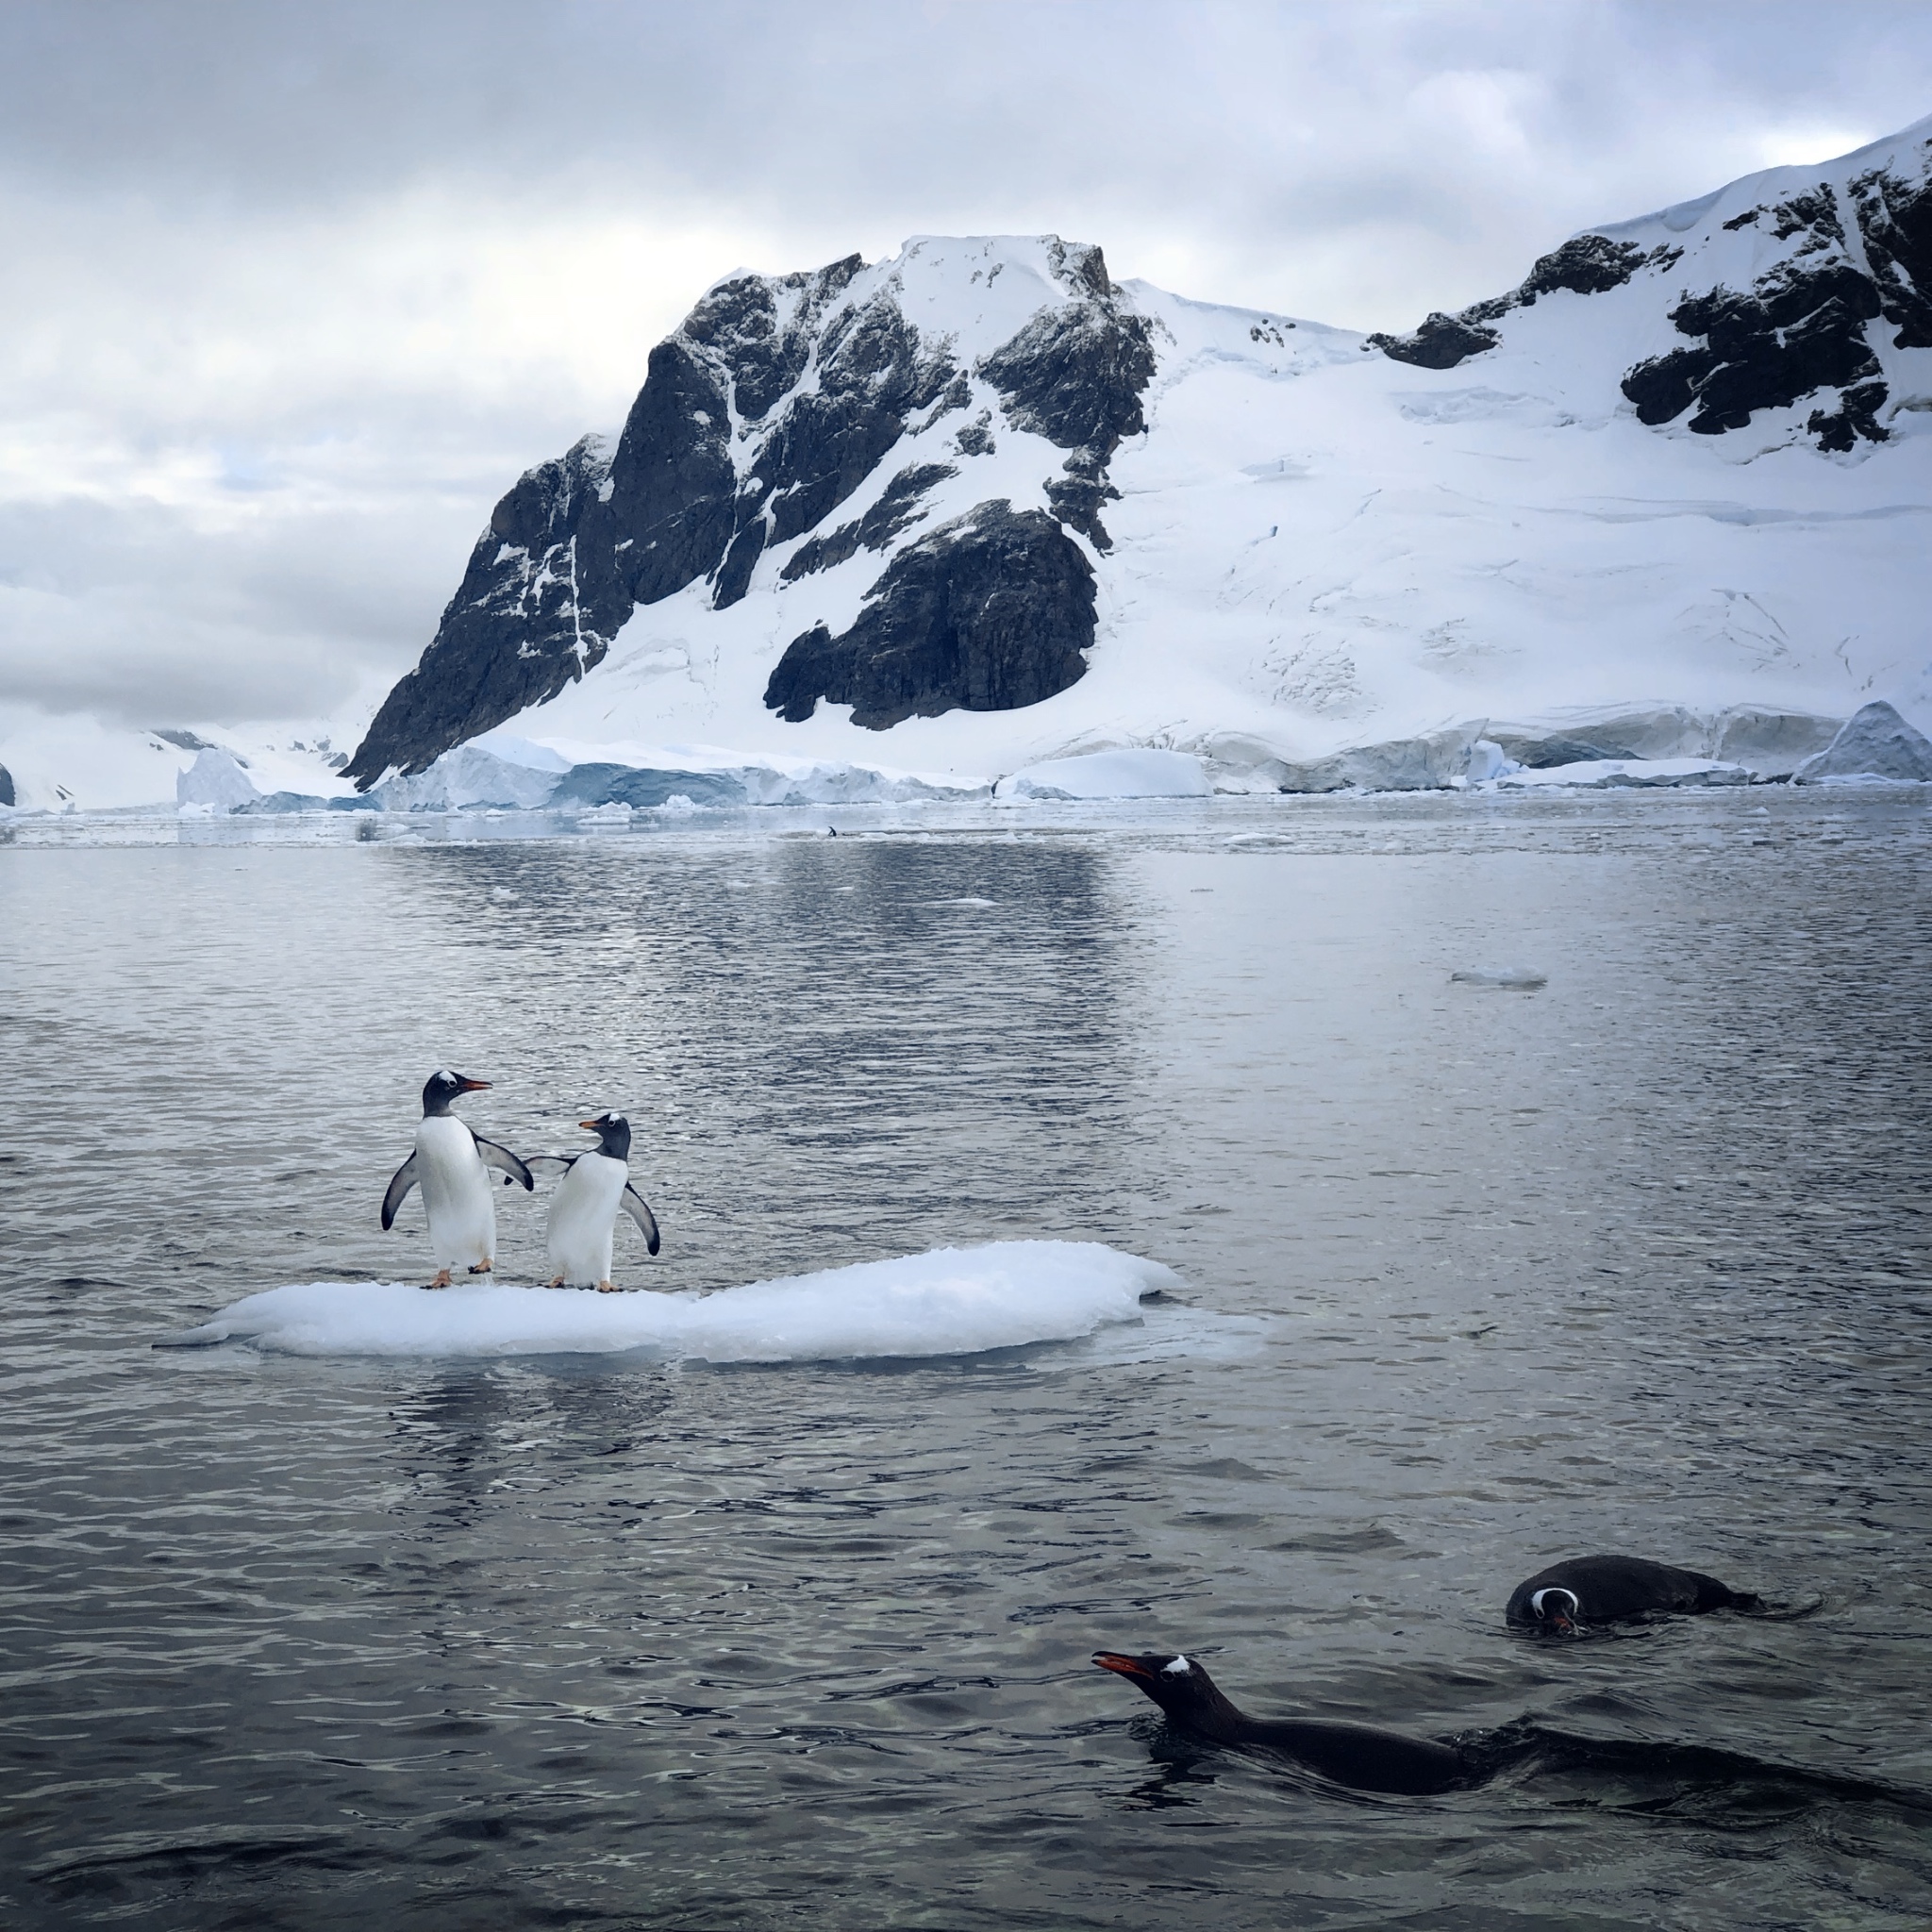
[1091,1651,1472,1796]
[1507,1555,1762,1632]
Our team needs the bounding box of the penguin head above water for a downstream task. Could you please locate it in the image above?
[1525,1586,1582,1633]
[1092,1652,1244,1736]
[422,1069,491,1116]
[579,1111,632,1162]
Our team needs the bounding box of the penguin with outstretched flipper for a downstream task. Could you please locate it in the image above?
[381,1070,534,1287]
[530,1112,660,1293]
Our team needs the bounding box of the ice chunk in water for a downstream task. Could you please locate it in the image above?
[158,1241,1181,1363]
[1450,966,1548,991]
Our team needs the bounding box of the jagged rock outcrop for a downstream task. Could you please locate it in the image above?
[1793,700,1932,781]
[1622,187,1887,445]
[1368,235,1670,369]
[1370,134,1932,455]
[0,762,13,808]
[346,239,1152,784]
[763,502,1095,728]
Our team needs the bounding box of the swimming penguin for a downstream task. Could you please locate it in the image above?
[380,1070,534,1287]
[1506,1555,1762,1632]
[1091,1651,1470,1795]
[530,1111,660,1292]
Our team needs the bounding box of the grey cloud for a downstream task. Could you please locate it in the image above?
[4,1,1930,731]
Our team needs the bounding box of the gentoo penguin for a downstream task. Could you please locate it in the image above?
[1507,1555,1762,1632]
[530,1112,660,1292]
[380,1070,533,1287]
[1091,1651,1470,1795]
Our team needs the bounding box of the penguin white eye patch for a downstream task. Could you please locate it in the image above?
[1529,1589,1580,1618]
[1163,1655,1192,1674]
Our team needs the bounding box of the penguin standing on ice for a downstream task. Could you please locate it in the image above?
[532,1112,660,1292]
[381,1070,534,1287]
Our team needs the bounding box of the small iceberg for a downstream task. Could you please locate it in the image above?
[1451,966,1548,991]
[158,1241,1180,1363]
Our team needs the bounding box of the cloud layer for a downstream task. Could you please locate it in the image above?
[4,0,1929,730]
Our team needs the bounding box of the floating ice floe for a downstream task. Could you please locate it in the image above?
[1451,966,1549,991]
[158,1241,1180,1363]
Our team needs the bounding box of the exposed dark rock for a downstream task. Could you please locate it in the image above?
[344,433,616,785]
[779,463,958,580]
[752,295,957,558]
[1519,234,1648,298]
[954,411,996,457]
[764,501,1094,728]
[0,762,13,808]
[1723,207,1763,231]
[1848,158,1932,348]
[1621,182,1896,443]
[1043,448,1121,551]
[980,300,1156,455]
[1369,234,1651,368]
[1808,380,1891,452]
[550,763,748,808]
[151,728,216,752]
[1623,272,1884,437]
[1366,311,1503,370]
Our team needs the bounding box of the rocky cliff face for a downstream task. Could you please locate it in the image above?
[1370,128,1932,455]
[346,239,1151,783]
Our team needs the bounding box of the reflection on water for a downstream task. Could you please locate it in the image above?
[1,790,1929,1929]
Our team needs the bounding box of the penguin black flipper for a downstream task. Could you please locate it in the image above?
[622,1183,661,1256]
[475,1138,535,1191]
[380,1154,419,1231]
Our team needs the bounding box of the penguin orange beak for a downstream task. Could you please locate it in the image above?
[579,1118,600,1130]
[458,1078,491,1093]
[1092,1652,1158,1684]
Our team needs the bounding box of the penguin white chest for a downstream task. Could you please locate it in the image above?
[547,1154,628,1285]
[414,1116,495,1270]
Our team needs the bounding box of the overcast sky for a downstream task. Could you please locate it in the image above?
[5,0,1931,734]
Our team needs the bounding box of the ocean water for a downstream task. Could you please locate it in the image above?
[3,788,1930,1930]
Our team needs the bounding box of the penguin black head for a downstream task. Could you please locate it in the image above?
[580,1111,632,1162]
[1525,1586,1581,1634]
[423,1068,490,1116]
[1092,1651,1237,1730]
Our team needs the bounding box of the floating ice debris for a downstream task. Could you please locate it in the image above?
[1450,966,1548,991]
[157,1241,1181,1363]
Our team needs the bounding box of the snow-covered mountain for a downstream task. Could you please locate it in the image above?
[331,119,1932,796]
[8,121,1932,812]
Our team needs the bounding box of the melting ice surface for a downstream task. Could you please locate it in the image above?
[161,1241,1180,1363]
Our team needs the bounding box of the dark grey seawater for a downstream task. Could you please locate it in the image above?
[3,788,1930,1930]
